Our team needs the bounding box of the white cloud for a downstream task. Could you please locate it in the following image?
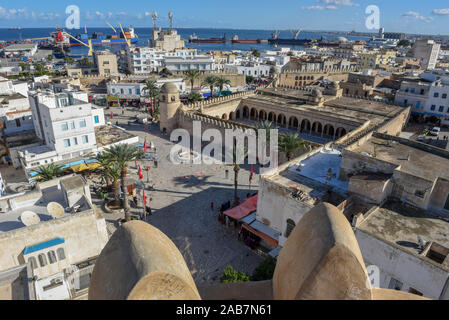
[432,9,449,16]
[302,5,339,11]
[402,11,433,23]
[317,0,359,7]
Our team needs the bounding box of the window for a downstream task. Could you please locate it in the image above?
[420,89,425,95]
[120,89,124,94]
[79,119,86,128]
[15,119,21,127]
[112,88,116,93]
[136,89,140,95]
[63,139,71,147]
[73,137,78,145]
[439,106,444,112]
[388,278,403,291]
[410,88,415,94]
[38,254,47,267]
[28,257,38,270]
[443,94,447,99]
[404,99,408,106]
[434,92,439,98]
[82,135,89,144]
[70,121,75,129]
[57,248,66,260]
[61,123,68,131]
[129,89,132,94]
[416,101,421,109]
[94,115,99,124]
[48,251,57,264]
[285,219,296,238]
[431,105,436,111]
[408,288,424,297]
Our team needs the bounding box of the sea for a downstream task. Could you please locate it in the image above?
[0,27,370,55]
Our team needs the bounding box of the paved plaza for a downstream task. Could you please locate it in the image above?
[94,106,264,285]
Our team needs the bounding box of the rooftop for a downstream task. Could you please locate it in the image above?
[0,176,92,234]
[94,125,138,148]
[351,134,449,181]
[357,200,449,269]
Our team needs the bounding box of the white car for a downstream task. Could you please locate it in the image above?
[430,127,441,136]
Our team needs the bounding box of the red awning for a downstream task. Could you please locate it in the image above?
[223,195,258,220]
[242,223,278,247]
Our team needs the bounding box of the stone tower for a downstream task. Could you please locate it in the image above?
[159,82,180,134]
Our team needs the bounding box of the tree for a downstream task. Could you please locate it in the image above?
[202,75,218,98]
[398,40,411,47]
[231,139,248,206]
[215,76,231,96]
[279,133,307,161]
[47,54,53,62]
[246,75,255,85]
[188,91,203,103]
[220,265,250,283]
[97,154,122,206]
[252,49,261,58]
[64,56,74,65]
[143,79,160,115]
[184,69,201,91]
[100,144,144,222]
[35,163,64,182]
[287,51,294,57]
[251,257,277,281]
[80,57,91,66]
[256,120,275,142]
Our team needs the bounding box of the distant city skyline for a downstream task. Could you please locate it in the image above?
[0,0,449,35]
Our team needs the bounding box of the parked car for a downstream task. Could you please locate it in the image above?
[430,127,441,136]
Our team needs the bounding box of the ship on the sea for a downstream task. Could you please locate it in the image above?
[231,35,261,44]
[69,26,138,46]
[189,33,226,43]
[267,29,312,46]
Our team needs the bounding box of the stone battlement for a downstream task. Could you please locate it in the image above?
[283,66,358,74]
[184,91,254,110]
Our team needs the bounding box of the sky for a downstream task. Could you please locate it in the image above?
[0,0,449,35]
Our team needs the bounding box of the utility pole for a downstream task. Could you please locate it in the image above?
[168,12,173,31]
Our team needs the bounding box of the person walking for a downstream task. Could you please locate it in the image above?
[210,202,214,211]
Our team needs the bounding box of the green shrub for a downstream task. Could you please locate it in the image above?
[220,265,250,283]
[251,257,277,281]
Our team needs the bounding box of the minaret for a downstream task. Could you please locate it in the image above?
[159,82,180,134]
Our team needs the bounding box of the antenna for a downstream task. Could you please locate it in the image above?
[168,11,173,31]
[21,211,41,227]
[47,202,65,219]
[152,11,158,30]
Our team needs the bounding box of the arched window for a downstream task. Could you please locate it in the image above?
[38,254,47,267]
[48,251,57,264]
[28,257,38,270]
[57,248,66,261]
[285,219,296,238]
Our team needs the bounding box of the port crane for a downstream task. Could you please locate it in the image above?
[290,29,302,40]
[64,32,93,56]
[106,21,117,34]
[119,23,132,48]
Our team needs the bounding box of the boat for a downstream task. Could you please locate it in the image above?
[231,35,261,44]
[69,26,138,46]
[189,33,226,43]
[267,29,312,46]
[8,27,22,30]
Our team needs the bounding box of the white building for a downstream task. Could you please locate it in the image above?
[126,46,166,74]
[164,55,215,72]
[107,78,186,98]
[20,89,105,169]
[223,62,271,77]
[0,175,109,300]
[0,77,33,136]
[3,43,38,58]
[413,40,441,70]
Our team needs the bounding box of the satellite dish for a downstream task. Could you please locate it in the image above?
[47,202,65,219]
[21,211,41,227]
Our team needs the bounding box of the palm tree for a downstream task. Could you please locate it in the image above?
[97,154,122,206]
[101,144,144,222]
[143,79,160,115]
[231,140,248,206]
[188,91,203,103]
[279,133,307,161]
[252,49,261,58]
[202,76,218,98]
[215,77,231,97]
[256,120,275,142]
[35,163,64,182]
[185,69,201,91]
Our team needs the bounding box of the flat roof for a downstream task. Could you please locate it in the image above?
[94,125,138,148]
[351,135,449,181]
[357,201,449,267]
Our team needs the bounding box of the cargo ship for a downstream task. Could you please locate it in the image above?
[267,29,312,46]
[231,35,261,44]
[69,27,138,46]
[189,33,226,43]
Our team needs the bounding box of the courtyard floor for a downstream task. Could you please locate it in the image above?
[93,105,264,285]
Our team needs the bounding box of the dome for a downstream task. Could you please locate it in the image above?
[336,37,348,43]
[160,82,178,94]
